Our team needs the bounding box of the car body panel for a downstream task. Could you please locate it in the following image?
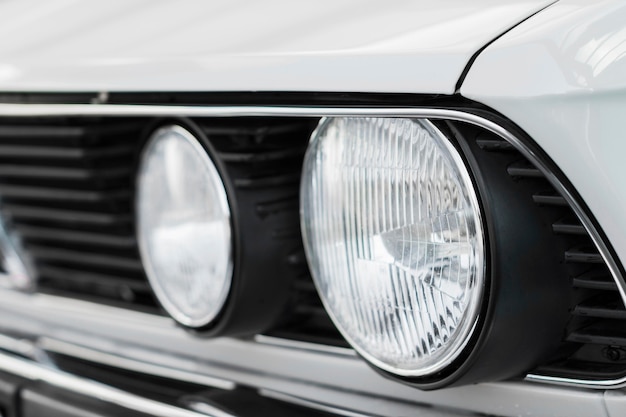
[0,0,552,94]
[462,0,626,277]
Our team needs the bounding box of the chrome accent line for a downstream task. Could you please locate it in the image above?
[40,338,236,391]
[0,333,38,359]
[0,103,621,389]
[0,350,234,417]
[253,335,356,357]
[186,401,236,417]
[0,333,56,368]
[0,104,555,117]
[259,389,376,417]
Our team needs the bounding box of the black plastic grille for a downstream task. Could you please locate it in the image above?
[0,116,343,343]
[0,118,157,309]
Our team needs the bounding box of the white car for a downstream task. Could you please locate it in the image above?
[0,0,623,416]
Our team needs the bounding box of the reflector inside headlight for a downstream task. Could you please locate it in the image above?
[137,125,233,328]
[300,117,485,377]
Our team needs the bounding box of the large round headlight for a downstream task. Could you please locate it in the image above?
[300,117,485,377]
[137,125,233,328]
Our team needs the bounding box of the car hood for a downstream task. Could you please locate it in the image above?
[0,0,553,94]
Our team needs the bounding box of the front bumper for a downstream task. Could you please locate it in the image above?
[0,290,620,417]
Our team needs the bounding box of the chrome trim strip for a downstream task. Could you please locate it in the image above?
[0,350,234,417]
[0,333,38,359]
[259,389,376,417]
[40,338,236,390]
[253,335,356,358]
[0,103,621,390]
[186,401,236,417]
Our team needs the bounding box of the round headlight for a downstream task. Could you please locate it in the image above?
[137,125,233,328]
[301,117,485,377]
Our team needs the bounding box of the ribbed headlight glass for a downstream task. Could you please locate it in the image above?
[137,125,232,328]
[301,117,485,377]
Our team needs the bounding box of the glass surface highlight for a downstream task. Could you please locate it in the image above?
[0,215,36,290]
[137,125,232,328]
[300,118,485,377]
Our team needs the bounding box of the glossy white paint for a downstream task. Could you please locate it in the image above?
[462,0,626,274]
[0,0,551,94]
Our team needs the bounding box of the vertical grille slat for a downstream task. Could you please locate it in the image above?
[14,225,137,248]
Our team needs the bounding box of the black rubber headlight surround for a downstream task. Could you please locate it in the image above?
[300,116,571,389]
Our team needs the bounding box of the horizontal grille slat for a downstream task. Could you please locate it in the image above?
[234,174,300,189]
[0,144,133,159]
[507,161,542,178]
[565,248,604,263]
[553,218,586,235]
[0,185,130,202]
[3,205,131,225]
[15,225,136,248]
[28,246,144,272]
[0,125,85,140]
[218,148,306,163]
[532,191,568,206]
[0,165,131,181]
[200,122,307,138]
[567,324,626,346]
[573,306,626,320]
[476,137,515,151]
[573,270,619,291]
[255,197,299,217]
[39,265,149,290]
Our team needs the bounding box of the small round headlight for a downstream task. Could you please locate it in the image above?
[137,125,233,328]
[300,117,485,377]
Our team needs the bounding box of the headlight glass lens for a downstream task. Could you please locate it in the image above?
[301,117,485,376]
[137,125,232,328]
